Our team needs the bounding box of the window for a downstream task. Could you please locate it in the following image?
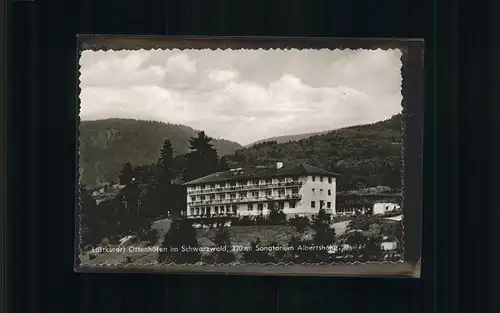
[252,191,259,197]
[238,192,245,198]
[190,196,196,201]
[320,200,325,208]
[232,205,237,213]
[312,176,316,182]
[312,188,315,194]
[202,184,207,189]
[220,194,225,200]
[278,202,285,210]
[265,190,272,196]
[328,177,332,184]
[230,193,236,198]
[196,208,200,215]
[220,206,225,213]
[278,189,285,195]
[265,179,272,184]
[190,208,195,215]
[320,177,324,182]
[226,205,231,212]
[328,189,331,196]
[210,195,215,200]
[258,203,264,211]
[292,188,299,194]
[248,204,253,211]
[327,202,331,208]
[311,201,316,208]
[200,195,206,200]
[253,179,259,185]
[320,189,323,194]
[206,207,211,215]
[289,201,296,209]
[214,206,219,214]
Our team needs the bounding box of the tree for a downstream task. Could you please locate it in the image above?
[79,186,102,247]
[362,224,384,261]
[288,235,315,263]
[311,208,336,262]
[206,225,236,264]
[158,218,201,264]
[267,202,287,225]
[288,216,310,233]
[95,198,121,241]
[152,139,176,217]
[157,139,174,184]
[183,132,221,182]
[342,217,384,262]
[118,162,134,185]
[115,178,149,237]
[219,156,230,171]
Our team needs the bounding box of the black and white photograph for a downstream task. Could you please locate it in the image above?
[76,37,423,275]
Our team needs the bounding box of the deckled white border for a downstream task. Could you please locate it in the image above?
[75,47,407,270]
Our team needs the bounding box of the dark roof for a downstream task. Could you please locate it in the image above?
[183,163,340,186]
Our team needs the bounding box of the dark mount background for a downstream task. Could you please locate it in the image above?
[8,0,493,313]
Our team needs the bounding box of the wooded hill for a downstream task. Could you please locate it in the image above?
[226,114,403,191]
[79,119,243,188]
[79,114,402,191]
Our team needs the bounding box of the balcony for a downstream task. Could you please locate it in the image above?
[187,194,302,207]
[187,181,303,195]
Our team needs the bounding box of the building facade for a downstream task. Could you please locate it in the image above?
[182,162,338,219]
[335,191,401,215]
[372,202,401,215]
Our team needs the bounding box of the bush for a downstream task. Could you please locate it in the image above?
[205,226,236,264]
[232,216,257,226]
[267,204,287,225]
[288,216,310,233]
[157,218,201,264]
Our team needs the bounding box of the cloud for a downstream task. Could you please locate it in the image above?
[208,70,239,83]
[79,49,402,145]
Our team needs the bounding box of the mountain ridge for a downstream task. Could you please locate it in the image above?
[245,129,335,147]
[79,114,402,191]
[79,118,243,188]
[226,113,402,191]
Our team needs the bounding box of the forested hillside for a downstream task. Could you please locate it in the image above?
[226,114,403,191]
[79,119,243,187]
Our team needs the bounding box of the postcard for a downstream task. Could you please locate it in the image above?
[76,36,424,276]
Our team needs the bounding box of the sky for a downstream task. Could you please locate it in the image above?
[79,48,403,145]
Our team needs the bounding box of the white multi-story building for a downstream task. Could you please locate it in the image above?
[182,162,339,219]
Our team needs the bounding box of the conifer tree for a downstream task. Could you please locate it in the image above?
[79,186,102,247]
[267,202,287,225]
[158,218,201,264]
[157,139,174,184]
[118,162,134,185]
[183,132,221,182]
[311,208,336,262]
[154,139,175,217]
[207,225,236,264]
[219,156,230,171]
